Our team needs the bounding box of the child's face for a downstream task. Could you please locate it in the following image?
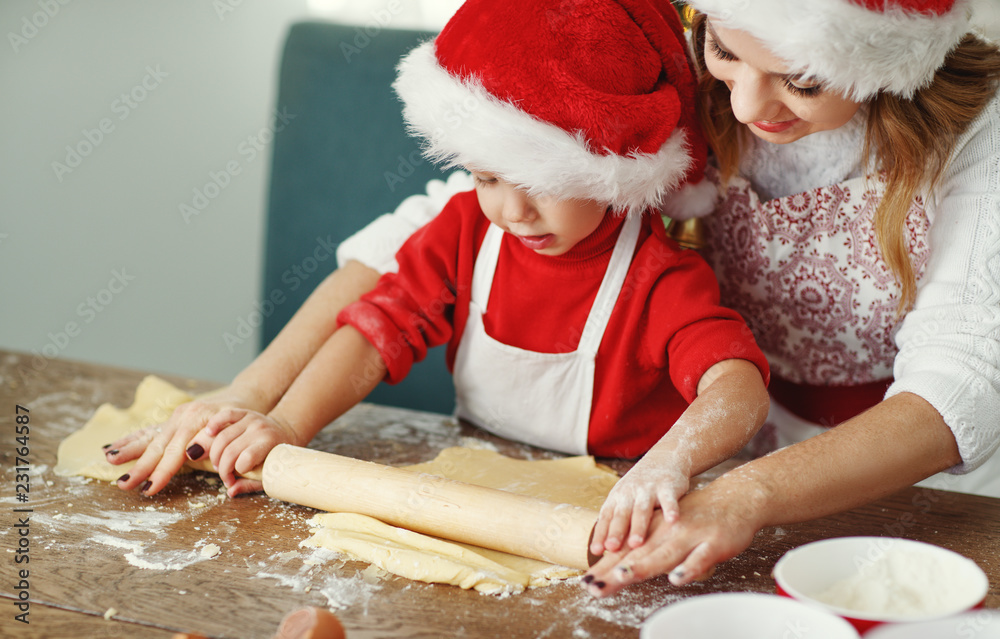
[703,20,862,144]
[471,172,608,256]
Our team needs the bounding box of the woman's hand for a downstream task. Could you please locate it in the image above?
[590,458,689,556]
[103,388,265,496]
[582,472,767,598]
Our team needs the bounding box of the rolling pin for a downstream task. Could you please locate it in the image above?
[256,444,600,570]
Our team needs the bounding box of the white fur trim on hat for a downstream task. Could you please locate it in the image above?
[393,42,696,213]
[689,0,973,100]
[659,176,719,220]
[972,0,1000,42]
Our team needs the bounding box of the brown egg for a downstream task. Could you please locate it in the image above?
[274,607,346,639]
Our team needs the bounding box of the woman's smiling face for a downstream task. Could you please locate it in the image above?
[703,19,863,144]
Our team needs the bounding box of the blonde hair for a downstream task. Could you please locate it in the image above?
[688,10,1000,312]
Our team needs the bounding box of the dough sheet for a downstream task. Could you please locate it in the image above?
[54,375,214,480]
[56,376,619,594]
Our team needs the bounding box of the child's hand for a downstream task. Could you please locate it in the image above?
[201,408,300,497]
[104,389,264,496]
[583,474,761,598]
[590,458,689,557]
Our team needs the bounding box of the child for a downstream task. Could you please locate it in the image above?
[110,0,770,555]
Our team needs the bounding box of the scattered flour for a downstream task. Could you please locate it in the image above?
[249,547,383,611]
[813,546,975,616]
[199,543,221,558]
[37,510,183,535]
[90,533,214,571]
[541,580,687,632]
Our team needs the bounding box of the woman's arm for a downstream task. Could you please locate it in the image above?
[584,391,961,597]
[885,93,1000,474]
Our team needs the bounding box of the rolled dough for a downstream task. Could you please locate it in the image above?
[304,447,619,594]
[54,375,216,480]
[56,376,620,595]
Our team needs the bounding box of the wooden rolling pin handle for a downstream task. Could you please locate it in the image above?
[587,530,600,567]
[261,444,598,570]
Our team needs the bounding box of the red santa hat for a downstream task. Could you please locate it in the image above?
[686,0,974,100]
[392,0,716,217]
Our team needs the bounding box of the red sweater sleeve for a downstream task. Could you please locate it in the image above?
[643,245,770,402]
[337,192,480,384]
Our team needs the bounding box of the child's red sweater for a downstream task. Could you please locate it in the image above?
[339,190,768,458]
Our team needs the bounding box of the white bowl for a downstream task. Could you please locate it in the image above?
[641,592,860,639]
[865,611,1000,639]
[773,537,989,633]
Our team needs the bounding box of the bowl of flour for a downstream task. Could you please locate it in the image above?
[773,537,988,633]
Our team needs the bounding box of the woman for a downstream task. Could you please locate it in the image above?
[584,0,1000,595]
[110,0,1000,595]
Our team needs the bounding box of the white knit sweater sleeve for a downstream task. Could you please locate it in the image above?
[887,91,1000,473]
[335,170,474,274]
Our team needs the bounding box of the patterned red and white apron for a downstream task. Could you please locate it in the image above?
[701,167,931,452]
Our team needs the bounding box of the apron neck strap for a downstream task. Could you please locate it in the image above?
[471,214,643,356]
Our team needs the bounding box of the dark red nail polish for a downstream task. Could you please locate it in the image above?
[582,574,595,584]
[594,581,606,589]
[140,480,152,493]
[107,449,119,456]
[186,443,205,460]
[117,473,130,483]
[102,443,113,450]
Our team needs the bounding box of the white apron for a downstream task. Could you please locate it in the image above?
[453,215,641,455]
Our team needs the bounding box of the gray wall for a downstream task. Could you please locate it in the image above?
[1,1,308,383]
[0,1,462,386]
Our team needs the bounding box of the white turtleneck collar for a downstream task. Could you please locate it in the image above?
[738,108,869,202]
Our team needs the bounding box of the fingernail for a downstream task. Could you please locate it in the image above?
[140,480,152,493]
[107,449,119,456]
[117,473,130,483]
[594,581,606,590]
[582,574,594,584]
[186,443,205,460]
[616,565,632,576]
[102,443,113,450]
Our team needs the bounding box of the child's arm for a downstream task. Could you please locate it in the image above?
[107,261,381,495]
[589,358,769,556]
[199,325,387,496]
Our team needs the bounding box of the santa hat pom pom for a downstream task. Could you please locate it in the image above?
[659,177,719,220]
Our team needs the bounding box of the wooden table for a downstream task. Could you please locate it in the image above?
[0,349,997,639]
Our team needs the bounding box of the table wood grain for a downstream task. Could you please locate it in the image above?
[0,349,997,638]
